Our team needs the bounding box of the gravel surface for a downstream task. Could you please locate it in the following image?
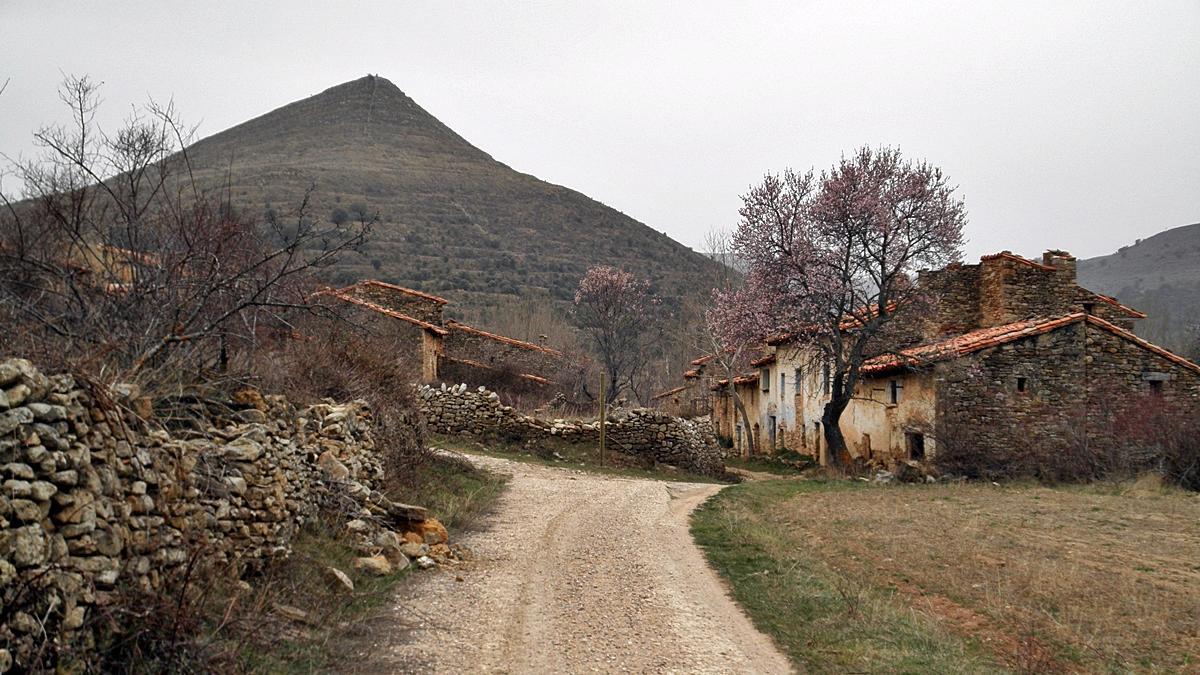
[348,454,793,674]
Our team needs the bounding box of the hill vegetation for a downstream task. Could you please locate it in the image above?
[1078,222,1200,351]
[178,75,725,318]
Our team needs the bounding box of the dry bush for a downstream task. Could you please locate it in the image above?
[251,315,428,486]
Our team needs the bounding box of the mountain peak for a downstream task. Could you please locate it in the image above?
[187,74,490,164]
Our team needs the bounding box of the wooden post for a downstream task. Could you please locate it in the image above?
[599,374,607,467]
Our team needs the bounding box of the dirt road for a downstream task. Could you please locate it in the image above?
[353,454,792,674]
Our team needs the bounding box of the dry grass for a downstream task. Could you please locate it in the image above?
[764,478,1200,672]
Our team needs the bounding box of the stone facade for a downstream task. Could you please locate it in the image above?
[318,281,563,390]
[706,249,1200,469]
[0,358,431,671]
[418,384,725,477]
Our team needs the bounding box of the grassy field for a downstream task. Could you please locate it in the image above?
[692,477,1200,674]
[430,432,734,484]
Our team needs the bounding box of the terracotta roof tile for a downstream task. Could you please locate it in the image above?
[1092,293,1147,319]
[690,353,718,366]
[749,354,776,367]
[861,313,1200,375]
[683,368,702,379]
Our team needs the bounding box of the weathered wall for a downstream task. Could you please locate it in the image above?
[935,322,1200,464]
[348,280,446,326]
[418,384,725,477]
[0,358,428,672]
[442,322,561,379]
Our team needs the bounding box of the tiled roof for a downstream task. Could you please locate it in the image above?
[979,251,1057,271]
[711,373,759,390]
[683,368,702,379]
[861,313,1200,376]
[354,280,449,305]
[749,353,776,367]
[445,321,564,357]
[314,288,448,335]
[651,385,689,400]
[1092,293,1147,319]
[690,353,718,366]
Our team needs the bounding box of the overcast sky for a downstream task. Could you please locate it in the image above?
[2,1,1197,260]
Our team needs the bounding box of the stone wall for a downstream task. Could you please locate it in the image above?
[418,384,725,477]
[0,358,430,671]
[935,322,1200,466]
[442,322,562,379]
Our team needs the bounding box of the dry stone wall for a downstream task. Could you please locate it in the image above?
[418,383,725,477]
[0,358,428,672]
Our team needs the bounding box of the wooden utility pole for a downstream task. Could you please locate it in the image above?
[599,374,607,467]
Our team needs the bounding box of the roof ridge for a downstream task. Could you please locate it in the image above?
[1083,315,1200,374]
[445,320,564,356]
[320,289,448,335]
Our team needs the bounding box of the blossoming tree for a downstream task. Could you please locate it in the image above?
[714,147,966,466]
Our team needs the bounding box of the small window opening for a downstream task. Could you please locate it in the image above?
[1149,380,1163,396]
[906,432,926,460]
[889,379,902,404]
[1016,376,1027,393]
[794,368,803,395]
[780,373,786,396]
[761,369,770,392]
[1082,302,1096,315]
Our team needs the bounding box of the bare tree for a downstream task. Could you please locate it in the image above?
[573,265,660,405]
[0,75,371,391]
[699,228,758,453]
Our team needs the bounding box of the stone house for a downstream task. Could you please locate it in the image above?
[709,250,1200,465]
[316,280,563,387]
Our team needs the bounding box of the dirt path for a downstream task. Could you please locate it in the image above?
[348,454,793,674]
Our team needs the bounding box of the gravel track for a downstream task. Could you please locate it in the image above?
[351,454,792,674]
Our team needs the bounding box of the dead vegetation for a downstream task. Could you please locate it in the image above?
[766,478,1199,672]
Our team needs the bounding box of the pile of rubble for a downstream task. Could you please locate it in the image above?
[0,358,436,672]
[418,383,725,477]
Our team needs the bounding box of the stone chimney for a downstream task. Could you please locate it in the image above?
[1042,249,1076,284]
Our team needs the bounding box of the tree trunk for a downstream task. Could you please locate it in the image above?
[731,386,755,457]
[821,394,851,469]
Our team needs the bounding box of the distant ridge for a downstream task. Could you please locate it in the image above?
[178,75,724,317]
[1078,222,1200,349]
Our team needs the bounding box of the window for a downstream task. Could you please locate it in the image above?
[1016,376,1027,393]
[906,432,926,460]
[794,368,803,396]
[1082,302,1096,315]
[780,373,786,396]
[889,379,902,404]
[822,363,831,395]
[760,369,770,392]
[1149,380,1163,396]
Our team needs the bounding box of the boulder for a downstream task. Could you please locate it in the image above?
[353,555,393,576]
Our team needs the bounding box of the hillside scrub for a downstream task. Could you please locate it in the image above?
[693,478,1200,673]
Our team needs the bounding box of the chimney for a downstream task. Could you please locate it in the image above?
[1042,249,1076,284]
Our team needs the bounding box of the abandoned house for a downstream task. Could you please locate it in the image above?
[315,280,563,388]
[701,250,1200,465]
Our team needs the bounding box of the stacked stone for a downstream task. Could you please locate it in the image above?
[0,358,432,673]
[417,384,725,477]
